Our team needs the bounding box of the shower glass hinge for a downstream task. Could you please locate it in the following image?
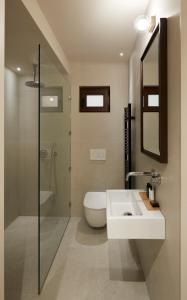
[68,130,71,136]
[69,166,72,172]
[68,96,71,101]
[69,202,71,208]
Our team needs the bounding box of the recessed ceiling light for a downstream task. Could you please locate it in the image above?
[16,67,21,72]
[135,15,149,32]
[49,97,54,102]
[119,52,124,57]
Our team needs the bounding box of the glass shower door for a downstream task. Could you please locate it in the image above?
[39,46,71,291]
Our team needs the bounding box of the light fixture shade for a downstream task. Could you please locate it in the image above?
[148,16,157,32]
[135,15,149,32]
[16,67,21,72]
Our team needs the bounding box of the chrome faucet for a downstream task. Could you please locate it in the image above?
[126,169,161,184]
[126,169,161,207]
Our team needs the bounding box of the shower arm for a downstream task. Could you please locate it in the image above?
[33,64,37,82]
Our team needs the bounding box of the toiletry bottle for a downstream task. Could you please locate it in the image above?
[146,183,152,198]
[149,187,154,201]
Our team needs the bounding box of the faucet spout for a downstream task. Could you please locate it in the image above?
[126,170,161,182]
[126,170,161,208]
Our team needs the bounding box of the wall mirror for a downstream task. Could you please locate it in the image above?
[141,18,168,163]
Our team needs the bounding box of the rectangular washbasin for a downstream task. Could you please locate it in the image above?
[106,190,165,240]
[111,201,142,217]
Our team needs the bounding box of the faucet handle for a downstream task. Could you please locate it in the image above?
[151,170,161,186]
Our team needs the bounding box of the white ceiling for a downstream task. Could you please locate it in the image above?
[6,0,66,76]
[37,0,150,62]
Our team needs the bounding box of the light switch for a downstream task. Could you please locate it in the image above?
[90,149,106,161]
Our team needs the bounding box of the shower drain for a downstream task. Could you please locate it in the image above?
[123,212,133,216]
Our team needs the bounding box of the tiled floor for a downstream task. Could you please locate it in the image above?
[5,217,38,300]
[40,216,69,286]
[5,217,150,300]
[39,218,150,300]
[5,216,69,300]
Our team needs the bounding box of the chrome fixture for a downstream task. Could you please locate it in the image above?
[126,169,161,183]
[126,169,161,207]
[25,64,45,88]
[134,15,156,32]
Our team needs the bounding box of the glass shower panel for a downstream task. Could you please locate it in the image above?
[39,47,71,290]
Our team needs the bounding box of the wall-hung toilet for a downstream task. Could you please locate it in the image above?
[83,192,106,228]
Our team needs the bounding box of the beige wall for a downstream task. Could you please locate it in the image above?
[0,0,5,298]
[71,62,128,216]
[39,66,71,217]
[181,1,187,299]
[4,72,38,218]
[5,73,38,219]
[129,0,181,300]
[143,112,159,155]
[4,69,19,227]
[143,61,159,86]
[18,76,38,216]
[17,70,71,218]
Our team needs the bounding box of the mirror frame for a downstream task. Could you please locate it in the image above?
[141,18,168,163]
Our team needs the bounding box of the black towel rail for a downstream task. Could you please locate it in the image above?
[124,103,135,189]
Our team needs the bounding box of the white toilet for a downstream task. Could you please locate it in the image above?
[83,192,106,228]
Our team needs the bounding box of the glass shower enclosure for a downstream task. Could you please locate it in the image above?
[4,1,71,297]
[39,47,71,291]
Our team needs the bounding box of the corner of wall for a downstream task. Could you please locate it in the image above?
[0,0,5,298]
[129,1,181,299]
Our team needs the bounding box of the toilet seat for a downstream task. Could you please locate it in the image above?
[83,192,106,210]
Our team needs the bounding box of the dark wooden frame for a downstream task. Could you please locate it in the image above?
[141,18,168,163]
[79,86,110,112]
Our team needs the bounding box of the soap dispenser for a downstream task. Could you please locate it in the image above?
[146,183,152,198]
[149,187,154,201]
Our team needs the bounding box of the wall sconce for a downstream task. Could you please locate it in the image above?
[148,16,157,32]
[135,15,157,33]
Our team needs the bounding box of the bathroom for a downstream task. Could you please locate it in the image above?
[0,0,187,299]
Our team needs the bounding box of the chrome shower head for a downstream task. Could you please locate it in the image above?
[25,64,44,88]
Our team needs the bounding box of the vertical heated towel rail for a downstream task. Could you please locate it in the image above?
[124,103,135,189]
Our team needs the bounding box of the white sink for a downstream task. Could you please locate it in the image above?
[106,190,165,240]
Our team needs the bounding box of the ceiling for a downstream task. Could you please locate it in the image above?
[37,0,150,63]
[6,0,66,76]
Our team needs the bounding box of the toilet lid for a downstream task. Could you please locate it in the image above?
[83,192,106,209]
